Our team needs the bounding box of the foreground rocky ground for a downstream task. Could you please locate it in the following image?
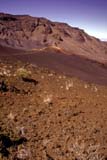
[0,60,107,160]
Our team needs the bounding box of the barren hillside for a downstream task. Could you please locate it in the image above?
[0,13,107,63]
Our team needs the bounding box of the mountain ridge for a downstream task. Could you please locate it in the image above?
[0,13,107,63]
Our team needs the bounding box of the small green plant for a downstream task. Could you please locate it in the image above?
[16,68,31,79]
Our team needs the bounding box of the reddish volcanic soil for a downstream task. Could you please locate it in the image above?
[0,12,107,160]
[0,61,107,160]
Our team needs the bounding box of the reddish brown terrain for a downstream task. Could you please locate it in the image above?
[0,13,107,85]
[0,45,107,85]
[0,13,107,63]
[0,13,107,160]
[0,61,107,160]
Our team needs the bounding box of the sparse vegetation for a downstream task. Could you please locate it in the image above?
[65,80,73,90]
[43,94,53,105]
[67,137,105,160]
[16,68,31,79]
[0,61,107,160]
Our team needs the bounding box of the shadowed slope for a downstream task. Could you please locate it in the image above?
[0,45,107,85]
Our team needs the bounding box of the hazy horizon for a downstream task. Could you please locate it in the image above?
[0,0,106,40]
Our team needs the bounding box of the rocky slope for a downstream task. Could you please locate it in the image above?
[0,12,107,160]
[0,60,107,160]
[0,13,107,63]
